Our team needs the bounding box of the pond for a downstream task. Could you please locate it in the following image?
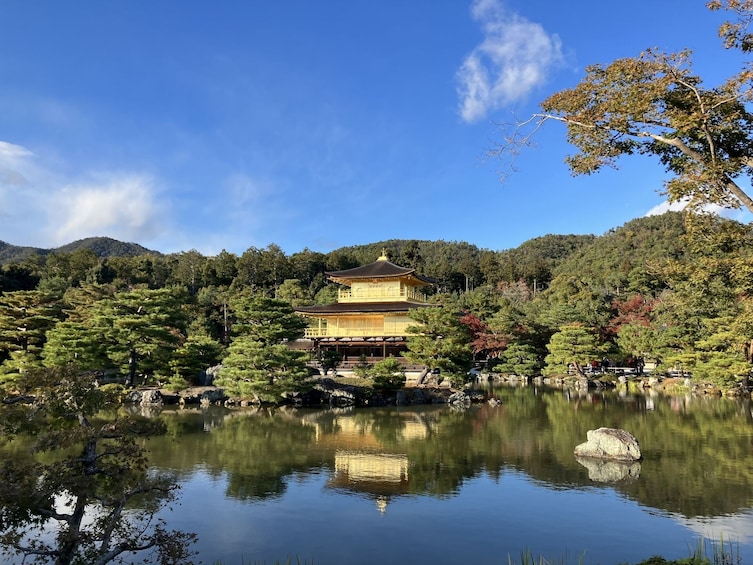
[140,386,753,565]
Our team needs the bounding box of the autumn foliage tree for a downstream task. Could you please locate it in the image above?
[460,312,511,360]
[496,1,753,216]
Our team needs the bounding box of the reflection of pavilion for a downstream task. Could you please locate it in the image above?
[305,412,430,444]
[330,451,410,514]
[334,451,409,483]
[304,411,431,514]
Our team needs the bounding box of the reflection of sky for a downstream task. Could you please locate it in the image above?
[161,468,753,565]
[679,511,753,545]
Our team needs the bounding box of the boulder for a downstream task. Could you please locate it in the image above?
[205,364,222,386]
[448,391,471,407]
[574,427,642,461]
[140,389,163,406]
[124,390,143,404]
[309,378,357,407]
[200,388,227,404]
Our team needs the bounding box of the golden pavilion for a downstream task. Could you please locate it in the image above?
[294,251,434,366]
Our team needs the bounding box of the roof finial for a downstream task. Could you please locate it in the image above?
[377,248,389,261]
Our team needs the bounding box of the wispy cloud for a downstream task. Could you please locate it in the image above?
[0,141,34,189]
[457,0,564,122]
[0,139,167,248]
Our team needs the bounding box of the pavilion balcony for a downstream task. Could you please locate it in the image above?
[303,327,410,338]
[337,287,427,303]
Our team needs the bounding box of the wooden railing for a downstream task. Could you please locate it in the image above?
[337,287,427,303]
[304,328,409,338]
[307,359,425,372]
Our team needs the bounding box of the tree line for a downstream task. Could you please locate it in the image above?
[2,211,753,390]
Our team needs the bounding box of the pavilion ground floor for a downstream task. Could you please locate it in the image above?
[288,337,426,372]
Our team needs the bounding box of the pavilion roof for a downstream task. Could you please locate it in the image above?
[326,254,433,285]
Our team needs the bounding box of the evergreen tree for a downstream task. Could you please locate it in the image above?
[0,290,63,382]
[169,334,224,385]
[216,295,310,402]
[494,342,542,377]
[404,306,473,386]
[216,337,309,402]
[42,288,187,386]
[544,323,607,376]
[370,358,406,391]
[275,278,313,307]
[229,293,307,344]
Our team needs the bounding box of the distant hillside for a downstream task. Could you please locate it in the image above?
[546,211,688,296]
[0,241,47,264]
[0,237,159,265]
[494,233,596,286]
[54,237,157,257]
[0,214,692,293]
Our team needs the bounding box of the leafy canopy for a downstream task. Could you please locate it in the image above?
[496,2,753,215]
[0,365,197,565]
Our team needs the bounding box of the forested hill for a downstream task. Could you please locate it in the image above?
[0,237,158,264]
[329,234,597,291]
[545,212,688,297]
[6,211,753,388]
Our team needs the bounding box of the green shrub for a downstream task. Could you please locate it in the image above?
[370,358,405,391]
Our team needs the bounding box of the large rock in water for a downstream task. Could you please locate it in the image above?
[574,427,642,461]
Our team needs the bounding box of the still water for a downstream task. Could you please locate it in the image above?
[142,386,753,565]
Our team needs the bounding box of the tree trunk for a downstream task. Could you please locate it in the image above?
[54,493,87,565]
[572,361,587,378]
[128,348,137,387]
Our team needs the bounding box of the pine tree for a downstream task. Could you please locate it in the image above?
[215,295,310,403]
[544,323,607,376]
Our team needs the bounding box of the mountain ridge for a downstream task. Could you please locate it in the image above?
[0,237,159,264]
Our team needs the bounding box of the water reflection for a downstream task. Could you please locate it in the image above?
[575,456,641,482]
[76,388,745,563]
[142,387,753,520]
[10,387,753,564]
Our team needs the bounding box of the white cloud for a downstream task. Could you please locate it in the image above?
[0,140,34,163]
[0,140,34,189]
[0,141,40,226]
[679,510,753,545]
[645,200,688,216]
[457,0,564,122]
[52,174,163,245]
[0,139,167,247]
[645,199,753,223]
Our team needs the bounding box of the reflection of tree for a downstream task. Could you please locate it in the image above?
[141,391,753,519]
[537,389,753,517]
[146,408,317,501]
[0,368,196,564]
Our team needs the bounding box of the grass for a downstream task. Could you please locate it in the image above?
[209,536,741,565]
[505,536,741,565]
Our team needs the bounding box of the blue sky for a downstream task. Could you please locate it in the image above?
[0,0,749,256]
